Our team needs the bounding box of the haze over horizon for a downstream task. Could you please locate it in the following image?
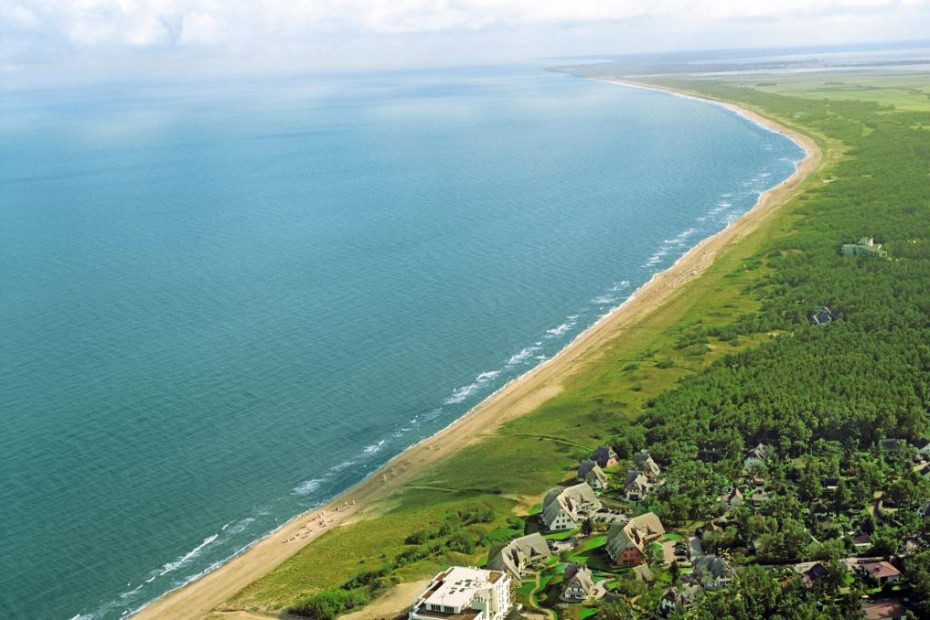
[4,0,930,85]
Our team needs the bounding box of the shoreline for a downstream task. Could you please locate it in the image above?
[133,78,822,619]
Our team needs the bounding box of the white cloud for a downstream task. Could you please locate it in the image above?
[1,0,929,77]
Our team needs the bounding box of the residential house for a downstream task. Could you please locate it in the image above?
[541,482,601,532]
[808,306,835,327]
[409,566,511,620]
[691,555,734,590]
[842,237,888,258]
[659,584,702,617]
[605,512,666,567]
[856,561,901,587]
[800,563,827,588]
[717,488,744,509]
[622,469,654,502]
[593,445,619,469]
[577,460,608,491]
[633,450,662,479]
[743,443,773,470]
[486,533,551,580]
[861,599,908,620]
[852,532,873,552]
[560,563,594,602]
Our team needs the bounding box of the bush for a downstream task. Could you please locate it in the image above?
[291,589,368,619]
[458,503,495,525]
[342,567,389,590]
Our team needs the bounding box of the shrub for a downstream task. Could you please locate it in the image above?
[290,589,368,619]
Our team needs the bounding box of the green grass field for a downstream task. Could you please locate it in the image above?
[741,72,930,112]
[223,71,930,617]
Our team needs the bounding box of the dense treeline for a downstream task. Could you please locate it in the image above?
[601,78,930,616]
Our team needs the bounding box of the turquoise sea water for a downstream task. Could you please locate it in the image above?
[0,65,802,618]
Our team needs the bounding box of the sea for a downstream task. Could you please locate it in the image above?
[0,63,803,619]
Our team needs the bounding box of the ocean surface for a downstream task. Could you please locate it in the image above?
[0,64,803,619]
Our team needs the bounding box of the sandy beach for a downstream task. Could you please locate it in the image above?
[133,79,822,620]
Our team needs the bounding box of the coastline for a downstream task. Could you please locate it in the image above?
[133,79,822,619]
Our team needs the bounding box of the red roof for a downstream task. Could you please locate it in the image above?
[861,561,900,579]
[862,599,906,619]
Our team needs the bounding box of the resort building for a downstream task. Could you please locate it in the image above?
[409,566,511,620]
[633,450,662,478]
[560,563,594,602]
[622,469,653,502]
[605,512,665,567]
[743,442,773,470]
[577,460,608,491]
[593,445,619,469]
[842,237,888,258]
[691,555,734,590]
[486,533,550,579]
[541,482,601,531]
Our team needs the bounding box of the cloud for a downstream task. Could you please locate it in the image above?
[2,0,929,77]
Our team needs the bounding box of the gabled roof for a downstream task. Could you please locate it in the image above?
[860,561,900,579]
[578,460,607,487]
[606,512,665,559]
[562,563,594,595]
[692,555,732,580]
[745,442,773,461]
[541,482,599,528]
[633,450,662,477]
[593,445,617,467]
[862,599,907,620]
[486,532,550,578]
[853,532,872,545]
[625,469,650,489]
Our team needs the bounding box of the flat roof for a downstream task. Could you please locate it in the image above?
[422,566,504,610]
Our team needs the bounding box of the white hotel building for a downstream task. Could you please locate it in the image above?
[409,566,512,620]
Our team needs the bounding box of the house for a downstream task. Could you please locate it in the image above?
[808,306,836,327]
[605,512,666,567]
[842,237,888,258]
[717,488,744,509]
[593,445,619,469]
[659,584,702,617]
[856,561,901,586]
[800,563,827,588]
[409,566,511,620]
[577,460,608,491]
[633,450,662,479]
[486,533,551,579]
[691,555,734,590]
[852,532,873,552]
[541,482,601,532]
[749,488,771,507]
[622,469,654,502]
[560,563,594,602]
[861,599,908,620]
[879,439,905,454]
[743,443,773,470]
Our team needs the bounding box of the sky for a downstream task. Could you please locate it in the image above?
[2,0,930,83]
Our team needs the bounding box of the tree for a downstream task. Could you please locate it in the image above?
[598,599,634,619]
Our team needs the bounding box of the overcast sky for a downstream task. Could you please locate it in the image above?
[3,0,930,82]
